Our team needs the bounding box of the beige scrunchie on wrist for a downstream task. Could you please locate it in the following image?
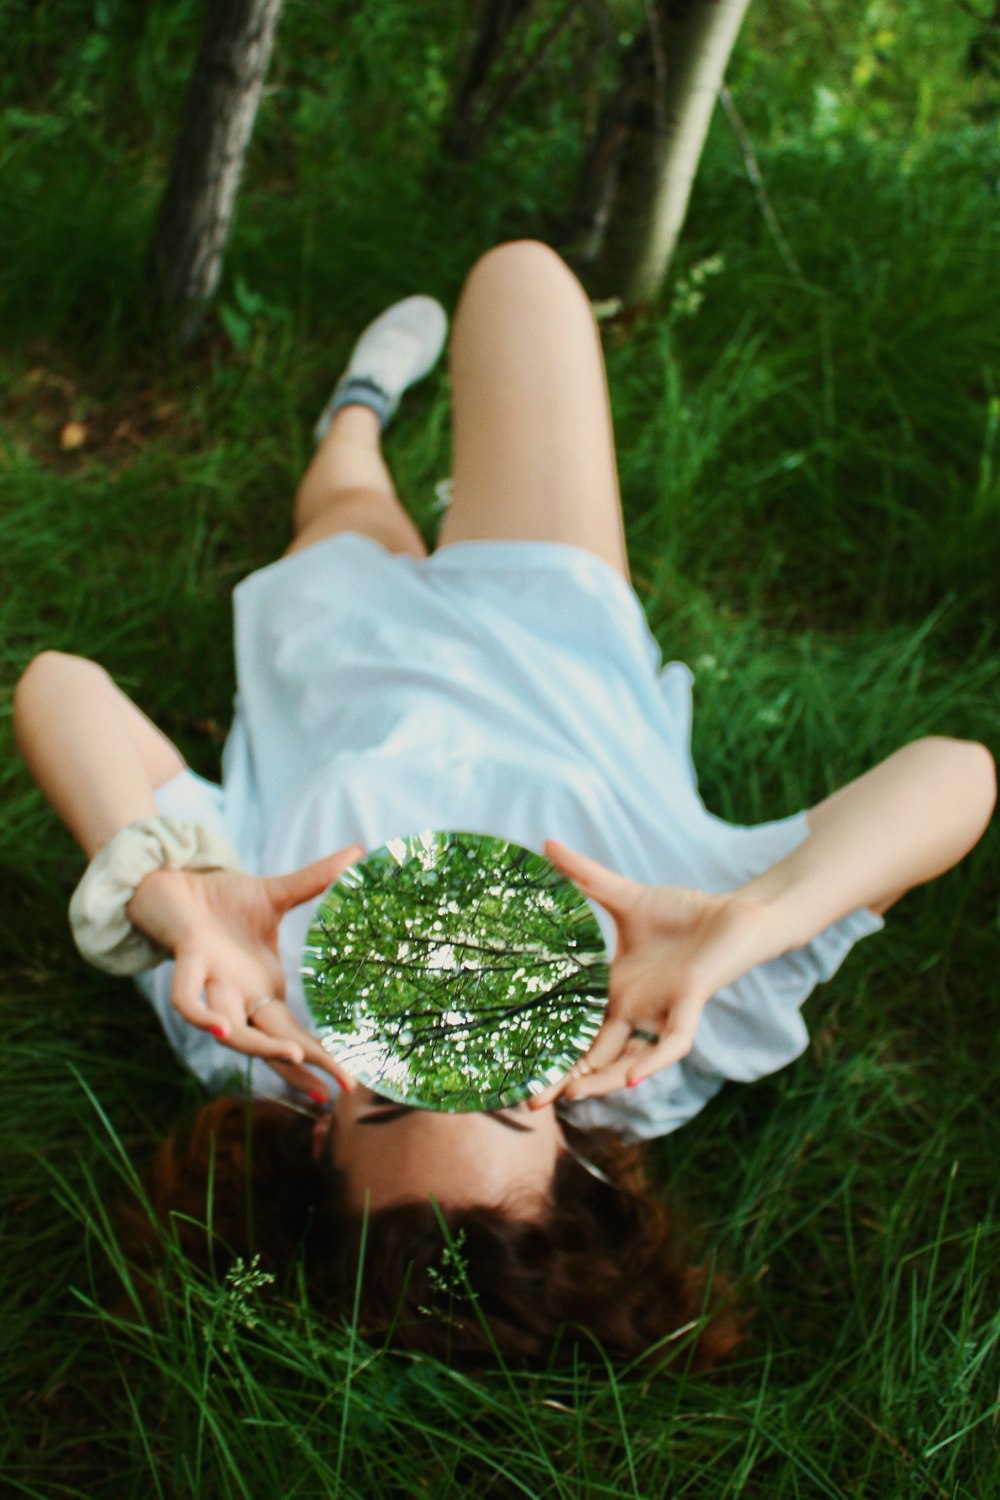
[69,817,243,976]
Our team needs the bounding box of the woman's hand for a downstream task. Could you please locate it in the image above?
[126,845,364,1097]
[529,840,773,1105]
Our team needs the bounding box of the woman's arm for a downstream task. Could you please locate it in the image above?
[759,736,996,930]
[532,736,996,1104]
[13,650,361,1096]
[13,650,185,855]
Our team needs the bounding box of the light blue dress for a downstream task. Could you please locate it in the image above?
[136,534,883,1140]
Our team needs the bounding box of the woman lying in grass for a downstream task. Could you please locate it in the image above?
[13,241,995,1368]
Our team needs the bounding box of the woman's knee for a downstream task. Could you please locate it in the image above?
[461,239,587,307]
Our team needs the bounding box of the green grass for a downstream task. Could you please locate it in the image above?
[2,2,998,1494]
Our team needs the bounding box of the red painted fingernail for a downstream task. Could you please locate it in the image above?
[208,1024,226,1040]
[307,1090,328,1105]
[628,1077,644,1090]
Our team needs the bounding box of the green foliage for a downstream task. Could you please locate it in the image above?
[1,0,998,1495]
[736,0,999,141]
[612,125,1000,637]
[217,275,293,356]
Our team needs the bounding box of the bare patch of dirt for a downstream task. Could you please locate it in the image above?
[0,343,205,473]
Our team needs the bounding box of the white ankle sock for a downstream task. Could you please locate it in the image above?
[315,377,395,443]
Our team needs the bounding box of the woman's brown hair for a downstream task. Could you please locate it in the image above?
[120,1096,744,1370]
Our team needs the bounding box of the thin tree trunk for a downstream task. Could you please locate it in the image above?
[147,0,285,346]
[549,25,655,269]
[443,0,535,161]
[574,0,752,305]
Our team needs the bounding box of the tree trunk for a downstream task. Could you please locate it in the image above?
[443,0,536,162]
[549,25,655,270]
[147,0,285,346]
[569,0,752,305]
[441,0,592,164]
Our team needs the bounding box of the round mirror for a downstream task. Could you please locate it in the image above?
[301,830,609,1111]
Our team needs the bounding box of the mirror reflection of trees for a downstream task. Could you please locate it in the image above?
[302,831,608,1110]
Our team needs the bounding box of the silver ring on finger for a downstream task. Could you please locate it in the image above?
[629,1027,660,1046]
[246,995,279,1024]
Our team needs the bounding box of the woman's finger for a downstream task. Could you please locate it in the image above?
[562,1055,633,1100]
[543,840,642,917]
[201,982,305,1065]
[266,845,365,916]
[560,1022,658,1099]
[171,950,215,1029]
[526,1019,635,1109]
[263,1057,334,1105]
[624,1025,698,1086]
[221,1020,306,1066]
[622,992,705,1085]
[525,1014,637,1109]
[246,997,357,1091]
[302,1039,356,1091]
[203,979,246,1027]
[539,1019,688,1102]
[526,1073,572,1109]
[577,1014,635,1073]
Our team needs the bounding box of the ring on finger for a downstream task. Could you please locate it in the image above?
[629,1027,660,1046]
[246,995,280,1023]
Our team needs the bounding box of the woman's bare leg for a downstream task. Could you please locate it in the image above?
[286,243,625,568]
[437,240,629,580]
[286,404,427,559]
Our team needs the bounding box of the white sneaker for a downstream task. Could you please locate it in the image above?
[314,294,449,443]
